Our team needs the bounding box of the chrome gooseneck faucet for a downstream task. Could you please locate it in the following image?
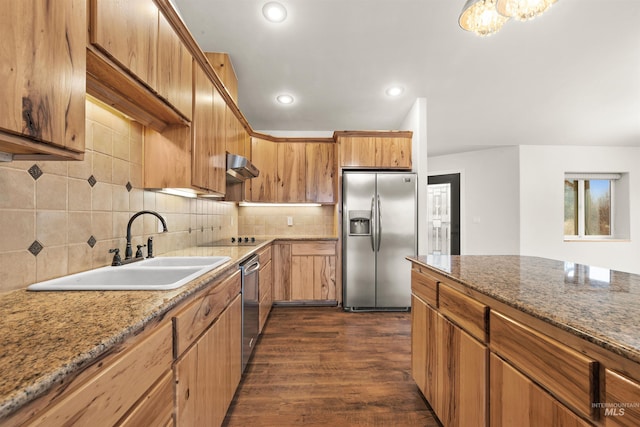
[125,210,168,260]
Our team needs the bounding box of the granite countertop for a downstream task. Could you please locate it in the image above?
[0,236,337,421]
[407,255,640,364]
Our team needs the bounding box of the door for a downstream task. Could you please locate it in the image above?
[343,172,376,308]
[427,174,460,255]
[376,173,417,307]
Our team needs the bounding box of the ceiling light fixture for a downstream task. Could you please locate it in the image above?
[496,0,556,21]
[385,86,404,97]
[459,0,509,36]
[262,2,287,23]
[276,94,294,104]
[459,0,558,36]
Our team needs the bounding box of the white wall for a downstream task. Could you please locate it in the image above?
[428,146,521,255]
[400,98,428,254]
[519,145,640,274]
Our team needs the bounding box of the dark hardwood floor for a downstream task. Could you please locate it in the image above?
[223,306,439,426]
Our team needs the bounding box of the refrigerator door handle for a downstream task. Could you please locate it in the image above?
[376,194,382,251]
[370,196,376,251]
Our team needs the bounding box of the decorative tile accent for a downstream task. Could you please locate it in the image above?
[28,241,43,256]
[87,235,96,248]
[88,175,97,187]
[126,181,132,192]
[28,164,43,181]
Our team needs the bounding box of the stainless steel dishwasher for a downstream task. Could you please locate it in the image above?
[240,254,260,372]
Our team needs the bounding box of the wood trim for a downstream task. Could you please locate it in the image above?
[334,130,413,139]
[0,133,84,159]
[251,131,336,144]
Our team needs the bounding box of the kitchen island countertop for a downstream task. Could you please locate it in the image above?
[407,255,640,364]
[0,236,337,421]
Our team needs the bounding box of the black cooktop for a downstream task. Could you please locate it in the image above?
[199,237,265,247]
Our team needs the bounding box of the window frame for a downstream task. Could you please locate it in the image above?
[564,173,619,241]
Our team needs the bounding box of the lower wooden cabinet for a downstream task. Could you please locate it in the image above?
[273,241,337,304]
[258,245,273,333]
[604,369,640,426]
[27,322,173,426]
[174,294,242,427]
[490,353,590,427]
[118,371,174,427]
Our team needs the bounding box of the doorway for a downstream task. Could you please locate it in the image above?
[427,173,460,255]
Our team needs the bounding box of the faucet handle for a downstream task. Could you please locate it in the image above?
[135,244,146,259]
[109,248,122,266]
[147,237,154,258]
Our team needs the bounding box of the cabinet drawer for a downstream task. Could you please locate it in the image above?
[29,322,173,427]
[439,283,487,343]
[490,311,597,419]
[257,244,272,264]
[117,371,174,426]
[411,267,438,307]
[173,270,241,357]
[291,241,336,256]
[604,369,640,426]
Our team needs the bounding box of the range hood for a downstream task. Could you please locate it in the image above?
[226,153,259,183]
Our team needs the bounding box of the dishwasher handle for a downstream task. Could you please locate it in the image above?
[243,261,260,275]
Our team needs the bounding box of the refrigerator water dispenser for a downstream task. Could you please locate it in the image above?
[348,210,371,235]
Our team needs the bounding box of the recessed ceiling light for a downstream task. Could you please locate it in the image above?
[385,86,404,97]
[276,94,294,104]
[262,2,287,23]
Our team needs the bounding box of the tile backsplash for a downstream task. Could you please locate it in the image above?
[238,205,337,237]
[0,98,237,293]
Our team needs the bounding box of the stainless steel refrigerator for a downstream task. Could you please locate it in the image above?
[342,171,417,311]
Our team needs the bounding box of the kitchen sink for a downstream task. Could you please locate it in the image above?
[27,256,231,291]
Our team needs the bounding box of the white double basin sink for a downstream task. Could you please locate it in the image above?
[27,256,231,291]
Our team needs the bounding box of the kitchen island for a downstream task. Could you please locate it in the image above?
[0,236,336,426]
[408,255,640,427]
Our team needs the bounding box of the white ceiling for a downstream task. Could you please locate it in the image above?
[172,0,640,156]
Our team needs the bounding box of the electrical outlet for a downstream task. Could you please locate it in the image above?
[287,216,293,226]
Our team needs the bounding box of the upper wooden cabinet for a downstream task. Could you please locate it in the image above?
[0,0,85,160]
[337,132,412,169]
[250,138,278,202]
[87,0,192,130]
[306,143,336,203]
[250,138,336,203]
[277,143,306,203]
[191,63,225,195]
[205,52,239,103]
[157,12,193,121]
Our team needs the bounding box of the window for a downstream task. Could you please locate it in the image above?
[564,173,622,239]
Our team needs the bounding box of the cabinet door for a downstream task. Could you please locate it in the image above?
[306,143,336,203]
[157,12,192,120]
[259,259,273,333]
[376,137,411,169]
[0,0,85,153]
[175,295,242,427]
[90,0,158,89]
[209,86,226,195]
[437,316,487,427]
[339,137,377,167]
[272,243,291,301]
[291,255,315,300]
[277,143,306,202]
[411,294,438,402]
[250,138,278,202]
[191,65,214,191]
[225,106,240,155]
[490,354,589,427]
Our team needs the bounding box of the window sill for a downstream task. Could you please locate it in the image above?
[563,238,631,243]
